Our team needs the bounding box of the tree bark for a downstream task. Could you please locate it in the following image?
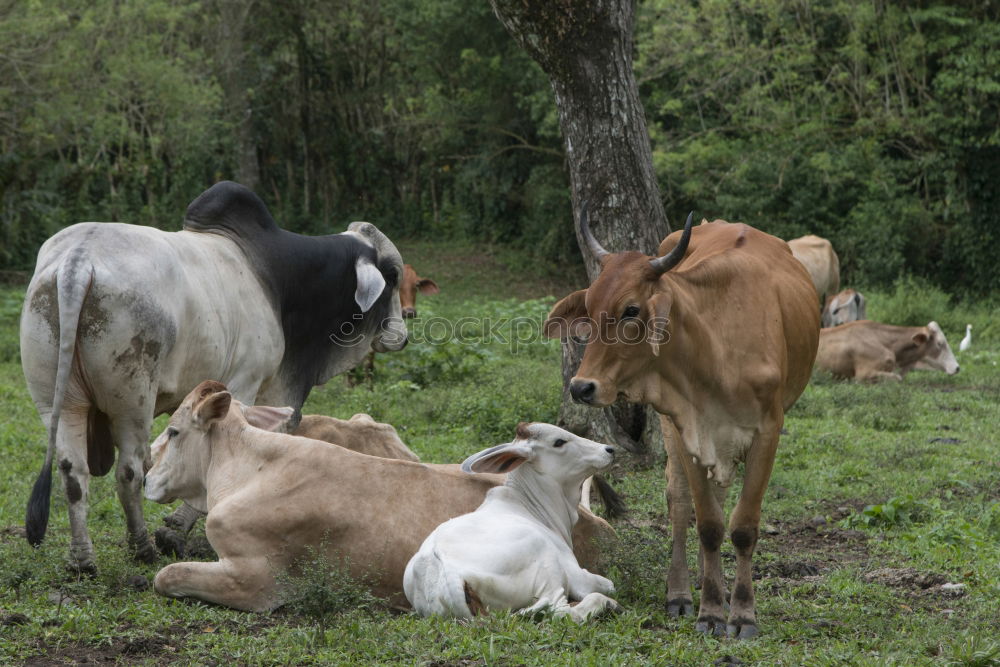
[215,0,260,191]
[490,0,670,461]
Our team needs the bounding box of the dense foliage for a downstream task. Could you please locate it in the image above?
[2,1,998,292]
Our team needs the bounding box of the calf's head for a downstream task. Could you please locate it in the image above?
[461,422,615,488]
[399,264,438,319]
[145,380,237,512]
[545,206,694,407]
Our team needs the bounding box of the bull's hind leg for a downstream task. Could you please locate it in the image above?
[111,416,157,563]
[153,557,278,612]
[56,408,97,574]
[725,425,780,640]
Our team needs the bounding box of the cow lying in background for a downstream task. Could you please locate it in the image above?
[815,320,959,382]
[290,413,420,462]
[144,381,614,611]
[822,288,867,328]
[404,423,620,622]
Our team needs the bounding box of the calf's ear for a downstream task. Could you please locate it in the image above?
[195,391,232,427]
[461,442,534,475]
[244,405,295,432]
[355,257,387,313]
[416,277,440,295]
[912,331,929,345]
[545,289,590,339]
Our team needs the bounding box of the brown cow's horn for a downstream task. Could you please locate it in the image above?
[579,202,609,261]
[649,211,695,275]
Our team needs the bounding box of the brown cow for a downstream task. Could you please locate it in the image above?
[788,235,840,306]
[822,288,866,328]
[144,382,614,611]
[545,210,819,638]
[815,320,959,382]
[350,263,439,385]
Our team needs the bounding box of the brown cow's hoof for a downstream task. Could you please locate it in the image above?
[667,598,694,617]
[727,620,759,640]
[695,616,727,637]
[154,526,186,558]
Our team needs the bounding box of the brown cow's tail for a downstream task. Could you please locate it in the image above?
[26,252,94,547]
[593,474,627,519]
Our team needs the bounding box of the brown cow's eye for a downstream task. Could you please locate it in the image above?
[622,305,640,319]
[553,439,567,448]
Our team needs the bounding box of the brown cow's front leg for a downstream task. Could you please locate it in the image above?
[154,557,278,612]
[662,416,697,617]
[680,453,728,637]
[725,428,780,640]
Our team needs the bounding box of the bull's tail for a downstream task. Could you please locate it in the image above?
[593,474,627,519]
[25,252,94,546]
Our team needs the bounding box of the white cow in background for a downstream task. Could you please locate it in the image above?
[404,422,621,622]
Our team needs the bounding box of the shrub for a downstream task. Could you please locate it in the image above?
[276,544,384,621]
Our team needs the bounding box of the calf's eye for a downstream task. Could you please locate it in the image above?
[553,439,567,448]
[622,305,640,319]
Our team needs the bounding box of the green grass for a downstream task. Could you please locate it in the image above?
[1,244,999,665]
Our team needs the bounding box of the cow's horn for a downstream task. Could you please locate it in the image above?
[579,202,609,261]
[649,211,694,275]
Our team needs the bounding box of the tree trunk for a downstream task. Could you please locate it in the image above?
[490,0,670,462]
[216,0,260,191]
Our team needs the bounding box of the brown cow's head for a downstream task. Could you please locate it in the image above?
[544,206,694,408]
[399,264,439,319]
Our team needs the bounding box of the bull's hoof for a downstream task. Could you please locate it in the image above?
[154,526,186,558]
[130,538,159,564]
[65,560,97,578]
[667,597,694,617]
[726,620,759,640]
[695,615,727,637]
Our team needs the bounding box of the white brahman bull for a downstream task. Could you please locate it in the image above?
[21,181,408,573]
[404,422,620,622]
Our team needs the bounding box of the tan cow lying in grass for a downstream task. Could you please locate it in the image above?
[815,320,959,382]
[144,381,613,611]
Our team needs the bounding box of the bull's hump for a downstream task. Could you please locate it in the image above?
[183,181,279,237]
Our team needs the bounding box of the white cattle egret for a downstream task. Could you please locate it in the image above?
[959,324,972,352]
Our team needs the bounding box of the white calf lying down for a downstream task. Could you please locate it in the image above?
[144,382,614,611]
[404,423,620,622]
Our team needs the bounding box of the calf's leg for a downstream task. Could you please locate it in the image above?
[154,557,277,612]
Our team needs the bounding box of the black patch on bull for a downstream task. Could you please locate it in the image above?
[184,182,398,407]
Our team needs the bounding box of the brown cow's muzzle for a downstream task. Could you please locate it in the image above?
[570,378,598,404]
[402,307,416,318]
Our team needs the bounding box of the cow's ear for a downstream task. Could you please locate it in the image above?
[461,441,534,474]
[544,290,590,339]
[195,391,231,426]
[244,405,295,432]
[912,331,928,345]
[646,292,673,356]
[355,257,387,313]
[416,277,440,295]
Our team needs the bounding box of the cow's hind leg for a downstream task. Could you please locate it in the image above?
[154,557,277,612]
[725,426,780,640]
[111,416,157,563]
